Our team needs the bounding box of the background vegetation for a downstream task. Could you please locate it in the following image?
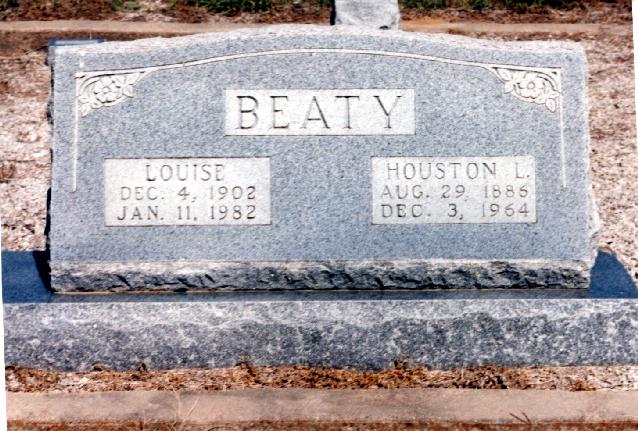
[0,0,629,16]
[401,0,582,11]
[178,0,594,13]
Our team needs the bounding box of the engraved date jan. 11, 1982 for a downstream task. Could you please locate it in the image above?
[104,158,271,226]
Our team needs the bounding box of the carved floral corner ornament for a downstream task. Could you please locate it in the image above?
[77,72,145,117]
[74,54,562,118]
[492,67,561,113]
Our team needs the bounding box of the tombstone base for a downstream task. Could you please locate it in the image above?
[49,258,592,292]
[4,251,638,371]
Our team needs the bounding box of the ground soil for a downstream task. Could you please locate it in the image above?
[7,421,638,430]
[5,364,638,428]
[0,0,633,24]
[401,2,633,24]
[6,364,638,392]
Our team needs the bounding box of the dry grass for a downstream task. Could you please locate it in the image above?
[6,364,638,392]
[8,420,638,430]
[0,50,49,250]
[0,0,632,23]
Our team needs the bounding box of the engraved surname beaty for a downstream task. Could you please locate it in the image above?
[372,156,536,224]
[225,89,415,135]
[105,158,271,226]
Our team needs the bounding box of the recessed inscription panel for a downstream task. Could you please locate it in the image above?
[104,158,271,226]
[372,156,536,224]
[225,89,415,135]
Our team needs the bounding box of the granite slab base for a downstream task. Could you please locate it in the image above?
[4,251,638,371]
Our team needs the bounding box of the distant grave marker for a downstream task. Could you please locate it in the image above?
[332,0,401,29]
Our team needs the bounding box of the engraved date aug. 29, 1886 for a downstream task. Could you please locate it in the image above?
[371,156,536,224]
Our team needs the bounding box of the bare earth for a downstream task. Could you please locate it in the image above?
[0,0,632,24]
[0,51,49,251]
[6,364,638,392]
[8,422,638,431]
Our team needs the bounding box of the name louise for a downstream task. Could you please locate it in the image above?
[144,163,226,182]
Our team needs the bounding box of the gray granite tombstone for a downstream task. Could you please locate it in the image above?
[48,26,597,292]
[6,23,638,374]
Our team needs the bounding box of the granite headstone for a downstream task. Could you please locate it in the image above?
[49,26,597,292]
[6,18,636,375]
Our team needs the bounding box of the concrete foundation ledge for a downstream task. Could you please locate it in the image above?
[7,389,638,425]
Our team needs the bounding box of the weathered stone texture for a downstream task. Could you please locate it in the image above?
[50,259,590,292]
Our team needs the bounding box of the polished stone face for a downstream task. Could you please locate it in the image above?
[49,26,595,291]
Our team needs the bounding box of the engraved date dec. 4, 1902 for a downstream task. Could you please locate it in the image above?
[104,157,271,226]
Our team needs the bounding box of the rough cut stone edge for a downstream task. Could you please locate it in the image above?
[5,298,638,371]
[49,259,591,292]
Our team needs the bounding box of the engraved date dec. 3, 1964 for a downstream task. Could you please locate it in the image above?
[371,156,536,224]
